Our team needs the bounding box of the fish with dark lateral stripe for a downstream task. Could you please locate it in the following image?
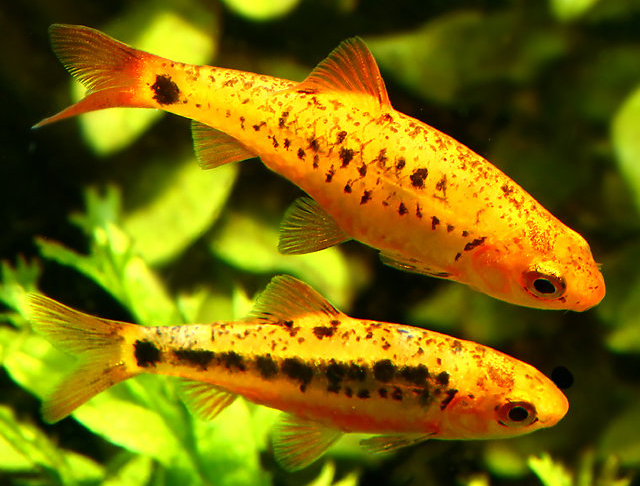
[34,24,605,311]
[24,276,568,471]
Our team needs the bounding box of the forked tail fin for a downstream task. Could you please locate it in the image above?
[24,294,136,422]
[33,24,152,128]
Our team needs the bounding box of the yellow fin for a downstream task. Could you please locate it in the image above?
[23,294,133,423]
[359,433,433,454]
[278,197,350,255]
[272,414,343,471]
[295,37,391,108]
[249,275,341,322]
[192,121,257,169]
[379,251,452,279]
[179,380,237,421]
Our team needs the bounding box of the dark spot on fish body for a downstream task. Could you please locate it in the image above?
[373,359,396,382]
[418,387,431,406]
[344,184,352,194]
[375,149,388,168]
[410,168,428,188]
[436,175,448,196]
[360,190,372,205]
[398,203,408,215]
[174,348,215,370]
[447,224,455,233]
[223,78,237,87]
[309,138,320,152]
[270,136,279,148]
[345,387,353,398]
[455,252,462,261]
[400,364,429,386]
[279,111,289,128]
[313,326,335,340]
[337,131,347,144]
[358,164,367,177]
[284,138,291,149]
[297,148,306,160]
[280,320,294,328]
[378,387,388,398]
[239,116,245,130]
[436,371,450,386]
[396,158,406,170]
[220,351,246,371]
[357,389,371,399]
[347,363,367,381]
[391,387,403,401]
[253,121,266,131]
[431,216,440,230]
[464,237,486,252]
[330,320,341,327]
[501,184,514,196]
[282,358,314,391]
[325,169,335,183]
[326,362,346,393]
[134,340,161,368]
[151,75,180,105]
[313,155,319,168]
[416,204,423,218]
[452,340,463,352]
[461,231,469,237]
[256,354,279,379]
[440,389,458,410]
[339,147,354,167]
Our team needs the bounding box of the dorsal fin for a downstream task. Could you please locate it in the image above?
[296,37,391,108]
[248,275,341,322]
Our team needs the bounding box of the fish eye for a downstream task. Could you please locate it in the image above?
[522,267,566,299]
[497,401,537,427]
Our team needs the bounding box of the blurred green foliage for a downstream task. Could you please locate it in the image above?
[2,0,640,485]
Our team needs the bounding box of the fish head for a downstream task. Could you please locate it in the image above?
[435,353,569,440]
[467,229,605,311]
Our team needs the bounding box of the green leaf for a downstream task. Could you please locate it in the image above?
[598,402,640,467]
[37,187,179,326]
[612,86,640,213]
[550,0,602,21]
[528,453,573,486]
[122,155,238,265]
[219,0,301,21]
[209,210,357,309]
[367,11,566,106]
[74,1,220,156]
[0,258,41,329]
[0,404,104,484]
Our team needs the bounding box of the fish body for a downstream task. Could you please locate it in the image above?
[35,25,605,311]
[26,276,568,470]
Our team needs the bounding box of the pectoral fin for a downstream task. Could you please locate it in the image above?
[379,252,452,279]
[179,380,237,421]
[278,197,350,254]
[272,414,343,471]
[359,433,433,454]
[191,121,257,169]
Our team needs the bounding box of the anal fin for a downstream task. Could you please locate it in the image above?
[191,121,257,169]
[360,433,432,454]
[179,380,237,421]
[278,197,350,255]
[379,252,452,279]
[272,414,343,471]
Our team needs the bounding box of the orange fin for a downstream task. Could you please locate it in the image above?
[191,121,257,169]
[23,294,133,423]
[379,251,453,279]
[33,24,148,128]
[249,275,341,322]
[294,37,391,108]
[272,413,343,471]
[179,380,237,421]
[278,197,350,254]
[359,433,432,454]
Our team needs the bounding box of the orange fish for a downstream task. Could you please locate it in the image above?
[35,24,605,311]
[25,276,568,471]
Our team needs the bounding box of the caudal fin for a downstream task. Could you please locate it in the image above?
[33,24,150,128]
[24,294,135,422]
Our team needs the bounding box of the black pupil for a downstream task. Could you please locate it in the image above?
[533,278,556,294]
[508,406,529,422]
